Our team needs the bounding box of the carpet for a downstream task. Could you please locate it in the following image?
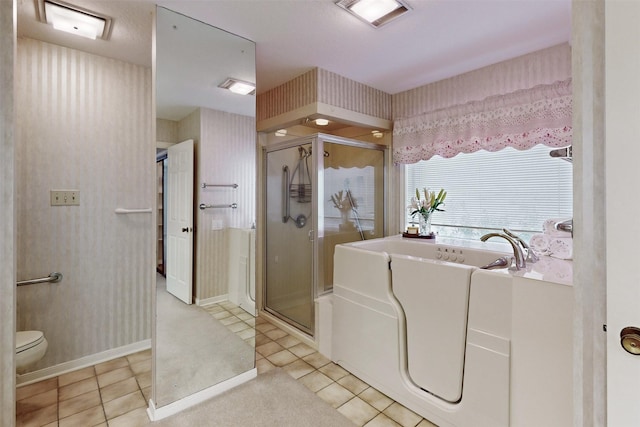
[155,368,355,426]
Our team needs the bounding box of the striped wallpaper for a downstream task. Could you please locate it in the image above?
[257,67,392,122]
[15,38,153,370]
[392,43,572,119]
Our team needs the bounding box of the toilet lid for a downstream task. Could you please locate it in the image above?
[16,331,44,353]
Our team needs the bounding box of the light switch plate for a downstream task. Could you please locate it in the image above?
[50,190,80,206]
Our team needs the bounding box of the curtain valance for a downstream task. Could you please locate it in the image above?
[392,79,572,164]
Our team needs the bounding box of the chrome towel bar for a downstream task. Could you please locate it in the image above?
[17,272,63,286]
[201,183,238,189]
[115,208,152,214]
[199,203,238,210]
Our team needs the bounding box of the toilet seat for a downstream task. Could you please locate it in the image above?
[16,331,45,353]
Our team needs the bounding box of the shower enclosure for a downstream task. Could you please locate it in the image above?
[264,134,386,335]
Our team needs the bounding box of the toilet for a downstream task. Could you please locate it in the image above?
[16,331,48,373]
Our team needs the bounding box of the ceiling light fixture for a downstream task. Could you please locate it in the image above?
[218,78,256,95]
[38,0,111,40]
[372,130,384,138]
[315,118,329,126]
[275,129,288,137]
[335,0,411,28]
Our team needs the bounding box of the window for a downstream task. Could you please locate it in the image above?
[405,144,573,241]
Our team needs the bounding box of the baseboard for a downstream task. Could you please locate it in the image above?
[196,293,228,306]
[147,368,257,421]
[16,339,151,387]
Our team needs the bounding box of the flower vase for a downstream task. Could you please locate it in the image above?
[340,209,354,231]
[419,214,431,236]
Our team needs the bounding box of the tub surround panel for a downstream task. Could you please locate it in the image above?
[0,0,16,423]
[15,38,153,371]
[392,43,571,119]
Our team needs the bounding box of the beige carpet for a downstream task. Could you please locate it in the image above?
[155,368,355,426]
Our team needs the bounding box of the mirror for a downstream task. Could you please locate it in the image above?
[154,6,256,409]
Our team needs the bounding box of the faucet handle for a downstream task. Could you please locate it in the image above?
[502,228,539,263]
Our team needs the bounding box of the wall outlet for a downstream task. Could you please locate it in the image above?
[50,190,80,206]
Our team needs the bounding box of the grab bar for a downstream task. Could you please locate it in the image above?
[282,166,290,223]
[202,183,238,189]
[17,272,63,286]
[115,208,152,214]
[199,203,237,210]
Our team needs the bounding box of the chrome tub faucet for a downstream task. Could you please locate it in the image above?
[480,232,526,270]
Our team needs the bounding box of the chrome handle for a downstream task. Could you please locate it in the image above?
[282,166,290,223]
[17,272,63,286]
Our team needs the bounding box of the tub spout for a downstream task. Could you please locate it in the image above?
[480,232,526,270]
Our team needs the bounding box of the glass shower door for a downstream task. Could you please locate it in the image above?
[318,140,386,294]
[265,144,314,334]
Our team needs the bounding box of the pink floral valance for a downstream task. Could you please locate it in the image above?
[392,79,573,164]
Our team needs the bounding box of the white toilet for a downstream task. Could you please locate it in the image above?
[16,331,48,374]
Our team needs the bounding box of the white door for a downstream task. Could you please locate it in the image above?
[166,139,194,304]
[606,3,640,425]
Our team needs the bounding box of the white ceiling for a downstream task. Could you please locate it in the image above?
[17,0,571,107]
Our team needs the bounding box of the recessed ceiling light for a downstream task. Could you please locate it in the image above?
[335,0,411,28]
[315,118,329,126]
[218,78,256,95]
[275,129,287,137]
[38,0,112,40]
[372,130,384,138]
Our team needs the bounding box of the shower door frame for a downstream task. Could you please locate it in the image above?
[262,133,388,337]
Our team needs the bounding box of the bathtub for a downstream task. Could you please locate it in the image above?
[331,235,573,427]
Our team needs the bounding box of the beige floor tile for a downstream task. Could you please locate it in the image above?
[103,390,146,420]
[244,336,256,347]
[256,341,284,357]
[230,307,245,315]
[288,342,316,358]
[16,388,57,416]
[283,359,316,379]
[58,366,95,388]
[359,387,394,412]
[276,335,301,349]
[203,305,225,314]
[129,358,151,375]
[302,352,331,369]
[237,328,255,340]
[256,357,276,374]
[255,333,272,346]
[16,377,57,401]
[58,389,101,419]
[59,405,106,427]
[255,322,277,333]
[97,366,134,388]
[227,321,251,333]
[58,376,98,401]
[219,315,242,326]
[416,419,438,427]
[364,413,402,427]
[95,357,129,375]
[136,371,152,389]
[338,374,369,395]
[338,396,379,426]
[100,377,140,403]
[42,421,59,427]
[298,371,334,393]
[244,317,256,327]
[319,362,349,381]
[212,310,233,320]
[236,312,254,321]
[316,382,355,409]
[16,403,57,427]
[264,328,288,340]
[141,386,152,402]
[383,402,422,427]
[266,349,299,367]
[107,407,153,427]
[126,349,151,365]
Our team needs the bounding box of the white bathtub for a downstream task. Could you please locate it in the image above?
[331,235,573,427]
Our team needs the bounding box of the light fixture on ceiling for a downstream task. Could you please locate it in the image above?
[315,118,329,126]
[372,130,383,138]
[335,0,411,28]
[37,0,112,40]
[218,78,256,95]
[275,129,288,137]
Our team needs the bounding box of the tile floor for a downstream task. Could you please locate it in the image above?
[16,302,438,427]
